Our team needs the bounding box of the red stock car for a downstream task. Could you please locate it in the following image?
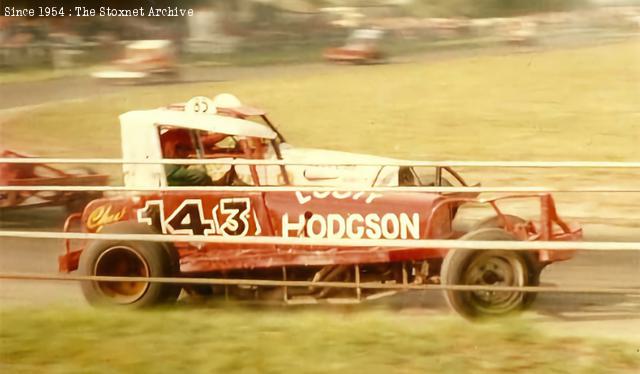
[1,150,107,212]
[59,95,581,318]
[324,29,387,64]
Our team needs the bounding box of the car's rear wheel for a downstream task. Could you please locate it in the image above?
[78,222,180,307]
[442,228,538,319]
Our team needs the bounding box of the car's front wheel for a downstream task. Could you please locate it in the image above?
[441,228,539,319]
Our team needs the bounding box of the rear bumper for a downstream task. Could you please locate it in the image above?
[539,223,583,263]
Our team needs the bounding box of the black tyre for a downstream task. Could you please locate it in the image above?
[78,221,180,307]
[470,215,541,307]
[441,228,539,319]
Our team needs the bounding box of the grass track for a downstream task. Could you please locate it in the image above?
[0,307,638,373]
[2,41,638,163]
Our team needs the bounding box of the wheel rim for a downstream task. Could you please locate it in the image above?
[94,246,150,304]
[463,251,526,315]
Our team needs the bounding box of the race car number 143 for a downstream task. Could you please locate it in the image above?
[137,198,257,237]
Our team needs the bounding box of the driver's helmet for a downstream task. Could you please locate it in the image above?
[160,129,192,158]
[213,93,242,109]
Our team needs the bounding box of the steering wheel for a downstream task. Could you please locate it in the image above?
[215,166,249,186]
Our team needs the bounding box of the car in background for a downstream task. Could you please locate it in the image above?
[324,29,387,64]
[0,150,107,213]
[91,39,179,84]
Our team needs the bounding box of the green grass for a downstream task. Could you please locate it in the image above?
[0,307,637,373]
[2,40,638,165]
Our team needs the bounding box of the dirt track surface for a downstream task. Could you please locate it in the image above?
[0,208,638,343]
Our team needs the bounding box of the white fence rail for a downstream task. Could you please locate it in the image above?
[1,157,639,297]
[0,272,638,295]
[0,231,638,252]
[1,185,639,193]
[2,157,640,168]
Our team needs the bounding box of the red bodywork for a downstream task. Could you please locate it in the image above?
[113,50,177,75]
[323,30,386,64]
[323,47,385,64]
[60,190,581,274]
[56,103,580,276]
[0,150,108,210]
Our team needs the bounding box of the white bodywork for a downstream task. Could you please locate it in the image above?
[208,147,400,188]
[344,29,384,50]
[92,40,175,80]
[120,95,401,188]
[275,146,399,187]
[120,108,276,187]
[92,71,148,79]
[126,40,172,50]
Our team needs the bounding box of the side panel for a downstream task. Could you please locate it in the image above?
[263,191,451,265]
[60,195,153,272]
[81,196,162,232]
[119,117,165,188]
[135,191,275,273]
[64,192,455,274]
[267,191,431,240]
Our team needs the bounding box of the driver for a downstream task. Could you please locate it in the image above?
[161,129,214,186]
[160,129,247,186]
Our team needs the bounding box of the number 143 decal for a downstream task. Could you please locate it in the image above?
[137,198,261,237]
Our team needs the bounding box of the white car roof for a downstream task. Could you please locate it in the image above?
[350,29,384,39]
[127,40,172,50]
[119,109,277,139]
